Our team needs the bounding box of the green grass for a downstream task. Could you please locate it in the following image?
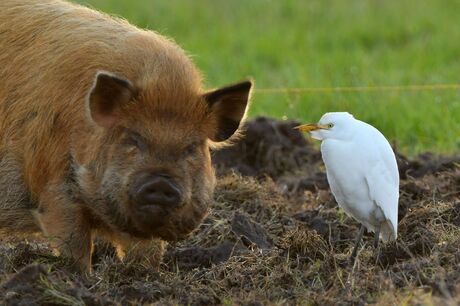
[75,0,460,154]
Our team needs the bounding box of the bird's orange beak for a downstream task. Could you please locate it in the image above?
[294,123,329,132]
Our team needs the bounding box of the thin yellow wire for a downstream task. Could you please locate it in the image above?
[254,83,460,94]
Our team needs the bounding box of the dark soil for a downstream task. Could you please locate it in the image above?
[1,116,459,305]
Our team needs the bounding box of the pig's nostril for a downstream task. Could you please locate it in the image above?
[136,175,182,207]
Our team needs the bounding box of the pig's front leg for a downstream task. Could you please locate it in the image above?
[111,235,165,271]
[34,188,93,273]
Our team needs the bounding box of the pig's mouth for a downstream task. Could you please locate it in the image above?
[114,169,212,240]
[125,197,209,241]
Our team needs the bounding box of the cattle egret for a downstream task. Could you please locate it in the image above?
[295,112,399,264]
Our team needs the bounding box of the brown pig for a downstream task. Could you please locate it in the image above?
[0,0,252,273]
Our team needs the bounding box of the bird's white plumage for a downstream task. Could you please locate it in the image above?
[311,112,399,241]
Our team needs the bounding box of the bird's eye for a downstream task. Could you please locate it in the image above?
[327,123,334,128]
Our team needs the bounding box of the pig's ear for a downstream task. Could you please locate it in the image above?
[204,80,253,142]
[87,71,136,128]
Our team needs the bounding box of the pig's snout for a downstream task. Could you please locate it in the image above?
[132,173,182,207]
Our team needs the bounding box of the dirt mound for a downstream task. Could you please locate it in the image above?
[213,116,322,178]
[1,117,459,305]
[213,116,460,193]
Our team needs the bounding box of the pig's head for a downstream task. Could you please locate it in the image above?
[75,68,252,241]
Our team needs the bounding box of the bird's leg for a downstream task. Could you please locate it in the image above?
[374,225,380,248]
[374,225,381,265]
[350,224,365,265]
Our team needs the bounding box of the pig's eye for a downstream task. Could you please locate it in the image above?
[122,130,147,151]
[184,142,200,157]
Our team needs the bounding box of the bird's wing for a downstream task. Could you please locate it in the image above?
[325,168,346,205]
[321,141,348,208]
[364,151,399,239]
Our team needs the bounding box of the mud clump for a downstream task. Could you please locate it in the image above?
[1,116,459,305]
[230,211,273,250]
[397,151,460,179]
[165,241,236,270]
[0,264,111,306]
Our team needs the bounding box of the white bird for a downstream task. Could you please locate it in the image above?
[296,112,399,263]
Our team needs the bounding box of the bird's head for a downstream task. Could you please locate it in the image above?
[295,112,356,141]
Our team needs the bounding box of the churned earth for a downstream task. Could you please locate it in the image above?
[0,117,459,305]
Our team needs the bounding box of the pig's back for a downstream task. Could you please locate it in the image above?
[0,0,160,110]
[0,0,186,120]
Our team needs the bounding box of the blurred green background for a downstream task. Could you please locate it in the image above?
[75,0,460,154]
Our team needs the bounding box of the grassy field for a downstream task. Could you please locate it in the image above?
[76,0,460,154]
